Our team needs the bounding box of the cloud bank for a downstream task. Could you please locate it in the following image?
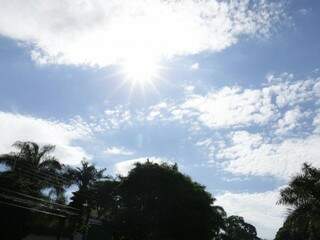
[0,112,90,165]
[93,71,320,180]
[216,189,286,239]
[0,0,285,67]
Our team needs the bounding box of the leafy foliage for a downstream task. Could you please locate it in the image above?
[0,141,63,195]
[0,141,264,240]
[109,161,225,240]
[67,160,107,232]
[275,163,320,240]
[0,141,64,240]
[219,216,260,240]
[67,160,106,209]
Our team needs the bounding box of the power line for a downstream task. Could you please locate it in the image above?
[14,161,71,183]
[1,159,106,215]
[0,186,79,212]
[0,192,79,217]
[6,159,71,185]
[0,200,66,218]
[2,169,99,202]
[10,167,69,188]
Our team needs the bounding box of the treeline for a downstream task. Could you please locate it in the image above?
[3,141,318,240]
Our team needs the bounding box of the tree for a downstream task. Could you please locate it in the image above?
[93,179,119,219]
[0,141,64,194]
[109,161,225,240]
[275,163,320,240]
[0,141,64,240]
[67,160,106,209]
[219,216,260,240]
[67,160,106,234]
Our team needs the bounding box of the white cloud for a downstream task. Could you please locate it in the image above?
[113,157,171,176]
[183,85,195,95]
[104,146,134,156]
[0,0,285,67]
[180,86,277,128]
[218,131,320,179]
[216,189,286,239]
[313,111,320,133]
[190,62,200,70]
[135,72,320,132]
[298,8,310,16]
[275,107,307,134]
[146,102,168,121]
[178,72,320,179]
[88,72,320,181]
[0,111,90,165]
[196,138,217,159]
[103,106,132,129]
[178,74,320,129]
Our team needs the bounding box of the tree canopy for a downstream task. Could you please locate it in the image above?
[220,216,260,240]
[0,141,263,240]
[109,161,225,240]
[275,163,320,240]
[0,141,64,240]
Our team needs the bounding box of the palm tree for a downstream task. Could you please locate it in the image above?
[67,161,105,192]
[67,161,105,211]
[0,141,64,197]
[276,163,320,239]
[66,160,106,238]
[0,141,66,240]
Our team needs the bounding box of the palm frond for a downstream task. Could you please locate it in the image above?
[38,158,62,171]
[37,145,55,162]
[0,154,17,168]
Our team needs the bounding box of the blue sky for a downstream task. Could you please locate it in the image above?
[0,0,320,238]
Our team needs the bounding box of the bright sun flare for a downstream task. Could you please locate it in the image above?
[121,54,162,86]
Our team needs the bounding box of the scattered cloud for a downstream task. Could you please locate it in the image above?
[298,8,310,16]
[145,102,169,121]
[218,131,320,179]
[0,111,91,165]
[180,86,277,128]
[69,70,320,181]
[113,157,171,176]
[0,0,286,67]
[216,189,286,239]
[104,146,134,156]
[84,106,132,132]
[104,106,132,129]
[267,73,317,108]
[207,74,320,179]
[274,106,309,135]
[183,85,196,95]
[190,62,200,70]
[126,71,320,180]
[313,111,320,133]
[174,73,319,130]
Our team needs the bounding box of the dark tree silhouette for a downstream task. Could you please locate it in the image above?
[67,160,106,233]
[0,141,63,194]
[0,142,264,240]
[275,163,320,240]
[0,141,64,240]
[219,215,260,240]
[109,161,225,240]
[67,160,106,209]
[93,179,119,219]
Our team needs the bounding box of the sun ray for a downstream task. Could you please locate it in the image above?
[118,51,164,94]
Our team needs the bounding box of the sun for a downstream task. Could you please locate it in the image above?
[120,53,162,86]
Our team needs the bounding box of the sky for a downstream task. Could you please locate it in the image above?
[0,0,320,238]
